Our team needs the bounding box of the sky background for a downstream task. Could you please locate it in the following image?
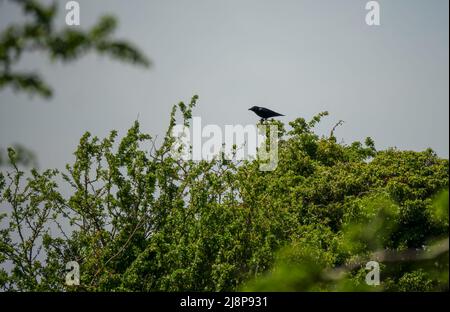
[0,0,449,171]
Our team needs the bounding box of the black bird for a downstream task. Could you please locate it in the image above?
[248,106,284,121]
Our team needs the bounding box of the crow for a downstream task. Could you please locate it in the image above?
[248,106,284,121]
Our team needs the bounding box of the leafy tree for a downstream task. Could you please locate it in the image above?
[0,95,448,291]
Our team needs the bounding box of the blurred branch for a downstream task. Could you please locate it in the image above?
[0,144,38,167]
[326,237,449,281]
[0,0,151,98]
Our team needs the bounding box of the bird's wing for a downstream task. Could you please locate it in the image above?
[262,107,283,116]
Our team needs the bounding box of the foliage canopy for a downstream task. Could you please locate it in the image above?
[0,95,448,291]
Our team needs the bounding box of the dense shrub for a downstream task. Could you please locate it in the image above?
[0,95,448,291]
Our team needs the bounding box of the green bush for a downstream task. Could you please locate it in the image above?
[0,95,448,291]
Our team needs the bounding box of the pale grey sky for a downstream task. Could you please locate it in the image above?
[0,0,448,170]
